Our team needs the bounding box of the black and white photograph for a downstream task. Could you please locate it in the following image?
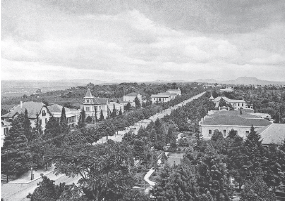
[1,0,285,201]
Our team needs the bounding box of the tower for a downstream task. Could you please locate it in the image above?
[83,88,95,117]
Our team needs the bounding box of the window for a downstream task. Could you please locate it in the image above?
[246,131,249,136]
[86,99,89,103]
[86,107,90,111]
[223,130,227,137]
[209,130,212,134]
[45,118,47,124]
[42,110,46,116]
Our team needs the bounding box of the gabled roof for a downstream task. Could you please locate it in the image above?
[257,123,285,145]
[125,92,139,97]
[84,88,93,98]
[1,101,45,119]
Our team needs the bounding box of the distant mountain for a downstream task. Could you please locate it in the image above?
[194,79,218,83]
[194,77,284,86]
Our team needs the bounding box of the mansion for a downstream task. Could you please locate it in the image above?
[211,96,253,110]
[199,109,272,139]
[1,101,80,147]
[82,88,124,120]
[123,92,142,107]
[151,88,181,104]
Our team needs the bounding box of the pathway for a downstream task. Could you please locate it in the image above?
[96,92,205,144]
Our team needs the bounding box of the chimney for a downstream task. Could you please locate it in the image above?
[20,101,23,108]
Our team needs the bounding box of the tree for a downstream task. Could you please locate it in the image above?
[78,109,86,128]
[133,139,145,160]
[219,98,227,107]
[125,102,132,111]
[60,107,69,133]
[85,116,92,123]
[30,176,65,201]
[135,96,141,109]
[99,110,104,121]
[240,176,276,201]
[50,140,135,201]
[45,116,61,140]
[111,104,117,118]
[212,90,218,98]
[23,109,32,142]
[119,108,123,116]
[1,113,31,177]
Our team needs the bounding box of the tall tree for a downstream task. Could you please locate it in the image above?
[135,96,141,109]
[111,104,117,118]
[78,109,86,128]
[125,102,132,111]
[23,109,32,142]
[1,113,31,177]
[119,108,123,116]
[60,107,69,133]
[99,110,104,121]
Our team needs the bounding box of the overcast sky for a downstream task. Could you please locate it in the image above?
[1,0,285,82]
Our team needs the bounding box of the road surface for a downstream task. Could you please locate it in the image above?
[96,92,205,144]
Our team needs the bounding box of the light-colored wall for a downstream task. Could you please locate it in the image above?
[123,94,142,105]
[38,106,51,131]
[200,125,263,139]
[151,96,171,103]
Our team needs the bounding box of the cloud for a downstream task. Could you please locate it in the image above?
[1,0,285,82]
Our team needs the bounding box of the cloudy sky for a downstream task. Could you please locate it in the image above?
[1,0,285,82]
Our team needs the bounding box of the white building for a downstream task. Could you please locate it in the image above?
[213,96,248,110]
[199,109,272,139]
[83,88,124,120]
[151,88,181,104]
[1,101,80,134]
[123,92,142,107]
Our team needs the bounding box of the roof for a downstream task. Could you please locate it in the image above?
[94,98,108,105]
[213,96,245,103]
[47,104,77,113]
[2,101,45,119]
[125,92,139,97]
[201,110,272,127]
[167,88,180,92]
[84,88,93,98]
[151,92,172,98]
[257,123,285,145]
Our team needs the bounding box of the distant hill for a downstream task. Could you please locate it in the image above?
[194,77,284,86]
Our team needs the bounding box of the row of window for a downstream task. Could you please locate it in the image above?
[209,129,250,136]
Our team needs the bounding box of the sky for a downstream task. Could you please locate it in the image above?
[1,0,285,82]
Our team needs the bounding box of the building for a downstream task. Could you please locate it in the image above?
[257,123,285,146]
[167,88,181,96]
[123,92,142,107]
[47,104,80,127]
[1,121,11,147]
[213,96,247,110]
[220,87,234,93]
[151,88,181,104]
[1,101,80,134]
[1,101,50,130]
[199,109,272,139]
[83,88,124,120]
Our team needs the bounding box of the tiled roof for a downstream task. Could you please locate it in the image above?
[2,102,44,119]
[125,92,139,96]
[202,110,272,127]
[257,123,285,145]
[85,88,93,98]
